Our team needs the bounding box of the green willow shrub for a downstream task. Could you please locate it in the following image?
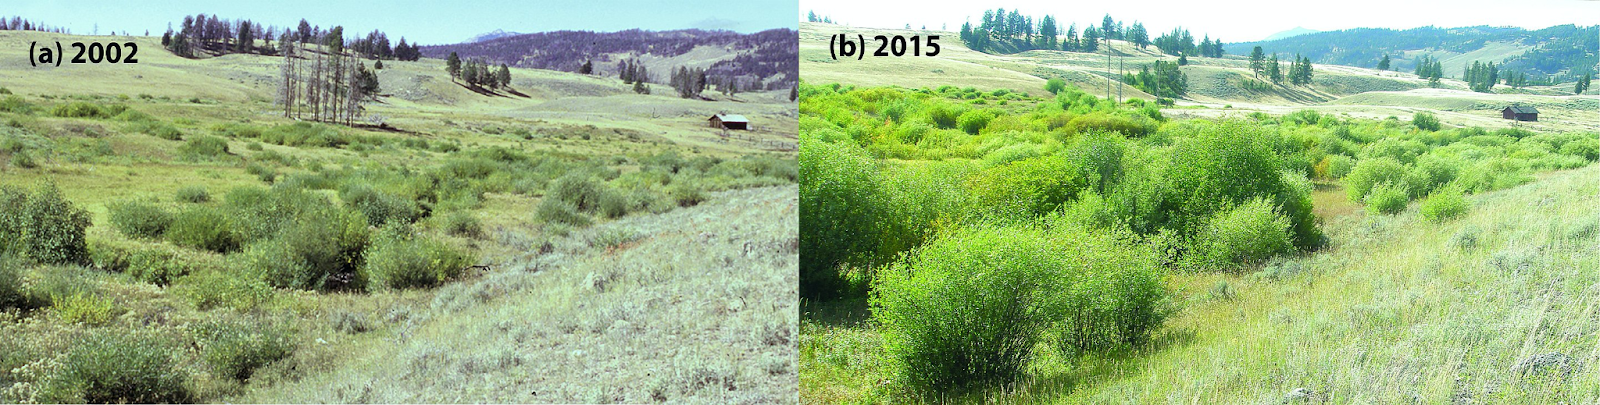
[799,138,883,300]
[193,321,295,381]
[1412,111,1441,131]
[1419,184,1469,223]
[535,197,591,227]
[871,226,1062,390]
[0,254,20,308]
[878,160,976,257]
[967,154,1084,222]
[240,209,368,291]
[1064,131,1126,194]
[1044,225,1169,352]
[107,199,173,239]
[1365,182,1409,215]
[1344,157,1408,202]
[340,183,423,227]
[177,135,230,161]
[957,109,998,135]
[363,225,471,290]
[1190,198,1294,270]
[38,332,191,404]
[1065,111,1157,137]
[174,185,210,203]
[1165,122,1284,234]
[166,206,239,253]
[547,172,609,211]
[175,270,273,311]
[89,238,221,285]
[0,184,92,265]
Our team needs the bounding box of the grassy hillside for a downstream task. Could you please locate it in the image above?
[0,29,796,404]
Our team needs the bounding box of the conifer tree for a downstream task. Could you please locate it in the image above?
[446,52,461,82]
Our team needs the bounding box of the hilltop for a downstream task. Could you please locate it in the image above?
[1228,24,1599,80]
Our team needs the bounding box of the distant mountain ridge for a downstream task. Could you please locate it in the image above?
[465,29,523,43]
[420,28,798,90]
[1227,24,1598,81]
[1263,27,1320,41]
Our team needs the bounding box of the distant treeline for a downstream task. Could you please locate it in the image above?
[1228,25,1599,82]
[419,28,799,91]
[161,14,421,62]
[959,10,1224,58]
[0,16,67,33]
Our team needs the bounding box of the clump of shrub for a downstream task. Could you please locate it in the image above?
[340,183,423,227]
[957,109,998,135]
[362,225,471,290]
[1412,111,1441,131]
[534,198,591,228]
[51,290,116,325]
[1188,198,1294,270]
[49,102,126,119]
[967,154,1082,222]
[108,199,173,239]
[165,206,239,253]
[174,270,273,310]
[0,254,21,308]
[1065,112,1157,137]
[10,150,37,168]
[1419,184,1468,223]
[177,135,230,161]
[192,321,295,381]
[668,182,706,207]
[0,95,32,113]
[799,139,883,300]
[1365,182,1409,215]
[1344,157,1408,202]
[436,211,483,238]
[237,208,368,291]
[0,184,92,265]
[37,333,191,404]
[89,238,222,285]
[175,185,210,203]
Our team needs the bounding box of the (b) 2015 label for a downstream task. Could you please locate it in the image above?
[828,34,940,60]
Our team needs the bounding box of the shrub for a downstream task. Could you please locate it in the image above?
[177,135,230,161]
[239,209,368,291]
[1419,185,1468,223]
[1190,198,1294,270]
[957,109,998,135]
[90,238,221,285]
[1044,226,1170,352]
[547,172,608,211]
[107,199,173,239]
[10,150,37,168]
[596,187,631,219]
[534,198,591,227]
[437,211,483,238]
[363,225,471,290]
[1045,78,1067,94]
[871,227,1062,390]
[51,291,116,325]
[192,321,294,381]
[175,185,210,203]
[1412,111,1441,131]
[799,139,882,300]
[967,154,1082,222]
[340,183,423,227]
[49,102,123,119]
[0,95,31,113]
[1165,122,1301,242]
[0,184,92,265]
[1066,112,1157,137]
[1344,157,1408,202]
[0,254,21,309]
[166,206,238,253]
[1365,182,1409,215]
[668,182,706,207]
[38,333,191,404]
[174,270,273,310]
[1315,155,1355,179]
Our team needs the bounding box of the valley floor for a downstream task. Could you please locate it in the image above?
[802,164,1600,403]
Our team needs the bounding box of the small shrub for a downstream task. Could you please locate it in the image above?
[1419,185,1468,223]
[1190,198,1294,269]
[0,184,92,265]
[1044,78,1067,94]
[239,209,368,291]
[0,254,21,308]
[340,183,423,227]
[589,227,638,250]
[166,206,239,252]
[193,321,295,381]
[437,211,483,238]
[668,182,706,207]
[174,270,272,310]
[534,198,591,227]
[547,172,608,212]
[10,150,37,168]
[1365,182,1409,215]
[957,109,998,135]
[1344,157,1408,202]
[596,188,631,219]
[51,291,116,325]
[175,185,210,203]
[1450,225,1481,250]
[108,199,173,239]
[38,333,191,404]
[363,225,472,290]
[177,135,230,161]
[246,163,277,184]
[0,95,31,113]
[50,102,120,118]
[1412,111,1441,131]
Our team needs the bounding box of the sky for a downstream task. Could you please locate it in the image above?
[800,0,1599,43]
[7,0,799,45]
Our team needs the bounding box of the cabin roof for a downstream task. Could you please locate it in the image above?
[1505,105,1539,114]
[711,114,749,123]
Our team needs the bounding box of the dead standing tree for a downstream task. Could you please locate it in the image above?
[278,39,369,124]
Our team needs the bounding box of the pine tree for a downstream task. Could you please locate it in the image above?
[579,60,593,74]
[634,80,648,94]
[497,64,511,88]
[162,30,172,46]
[446,52,461,82]
[1268,54,1283,85]
[1129,22,1149,49]
[790,85,798,102]
[1377,54,1390,71]
[325,26,344,54]
[1249,46,1265,79]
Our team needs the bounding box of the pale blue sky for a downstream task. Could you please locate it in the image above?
[801,0,1598,43]
[9,0,798,44]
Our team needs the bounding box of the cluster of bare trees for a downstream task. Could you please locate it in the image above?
[0,16,66,33]
[277,41,378,125]
[163,14,272,57]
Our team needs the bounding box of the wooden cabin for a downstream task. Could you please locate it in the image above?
[1502,105,1538,122]
[709,114,749,130]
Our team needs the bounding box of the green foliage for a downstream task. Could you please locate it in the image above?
[668,182,707,207]
[1419,185,1468,223]
[0,184,92,265]
[1344,157,1408,202]
[177,135,230,161]
[239,208,368,291]
[1043,225,1170,353]
[535,198,591,227]
[0,95,32,114]
[51,290,115,325]
[1412,111,1441,131]
[1044,78,1067,94]
[90,237,221,285]
[1189,198,1294,270]
[1065,112,1157,137]
[0,254,20,309]
[957,109,998,135]
[547,172,609,212]
[799,138,882,299]
[175,185,210,203]
[871,226,1061,390]
[107,199,172,239]
[38,333,191,404]
[192,321,295,381]
[174,269,272,311]
[967,154,1083,222]
[166,206,239,253]
[1365,182,1409,215]
[10,150,36,168]
[436,211,483,238]
[340,183,423,227]
[49,102,126,119]
[362,225,471,290]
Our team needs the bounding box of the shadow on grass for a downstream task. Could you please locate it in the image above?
[948,327,1201,402]
[800,296,871,327]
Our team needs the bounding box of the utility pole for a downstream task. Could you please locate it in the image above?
[1107,35,1112,102]
[1119,55,1124,103]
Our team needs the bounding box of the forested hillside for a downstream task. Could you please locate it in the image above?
[1228,24,1599,81]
